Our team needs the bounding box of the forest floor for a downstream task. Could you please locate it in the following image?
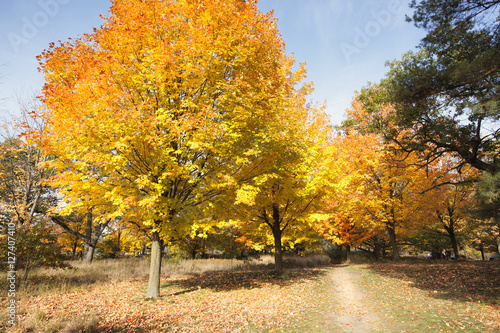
[1,257,499,332]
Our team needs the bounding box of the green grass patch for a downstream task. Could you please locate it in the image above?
[360,262,500,333]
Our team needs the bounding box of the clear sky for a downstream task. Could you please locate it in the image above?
[0,0,426,132]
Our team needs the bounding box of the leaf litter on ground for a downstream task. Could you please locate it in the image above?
[2,260,499,332]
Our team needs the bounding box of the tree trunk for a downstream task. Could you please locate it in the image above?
[272,204,283,273]
[273,226,283,272]
[329,243,343,264]
[82,243,96,264]
[442,215,459,257]
[21,257,31,286]
[82,210,95,264]
[374,246,380,261]
[191,244,197,259]
[373,236,382,261]
[146,231,162,298]
[273,241,283,271]
[447,227,459,258]
[117,228,122,256]
[50,207,110,264]
[387,224,399,261]
[480,241,485,261]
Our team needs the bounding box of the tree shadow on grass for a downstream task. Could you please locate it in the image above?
[162,267,330,294]
[366,261,500,307]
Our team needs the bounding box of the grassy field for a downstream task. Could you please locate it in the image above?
[1,255,499,332]
[359,262,500,332]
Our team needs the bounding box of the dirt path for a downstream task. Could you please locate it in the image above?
[328,265,380,333]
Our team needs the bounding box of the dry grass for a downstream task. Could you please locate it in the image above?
[20,310,99,333]
[7,254,330,296]
[283,254,331,268]
[1,254,330,333]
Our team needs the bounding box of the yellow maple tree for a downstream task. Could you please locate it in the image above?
[34,0,311,297]
[222,84,331,271]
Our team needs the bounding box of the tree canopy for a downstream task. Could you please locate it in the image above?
[32,0,323,297]
[368,0,500,173]
[6,0,500,303]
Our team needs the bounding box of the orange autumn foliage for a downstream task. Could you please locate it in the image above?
[32,0,318,296]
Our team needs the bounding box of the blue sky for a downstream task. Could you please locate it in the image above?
[0,0,425,131]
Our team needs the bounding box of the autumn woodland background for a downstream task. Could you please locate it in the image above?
[1,0,500,332]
